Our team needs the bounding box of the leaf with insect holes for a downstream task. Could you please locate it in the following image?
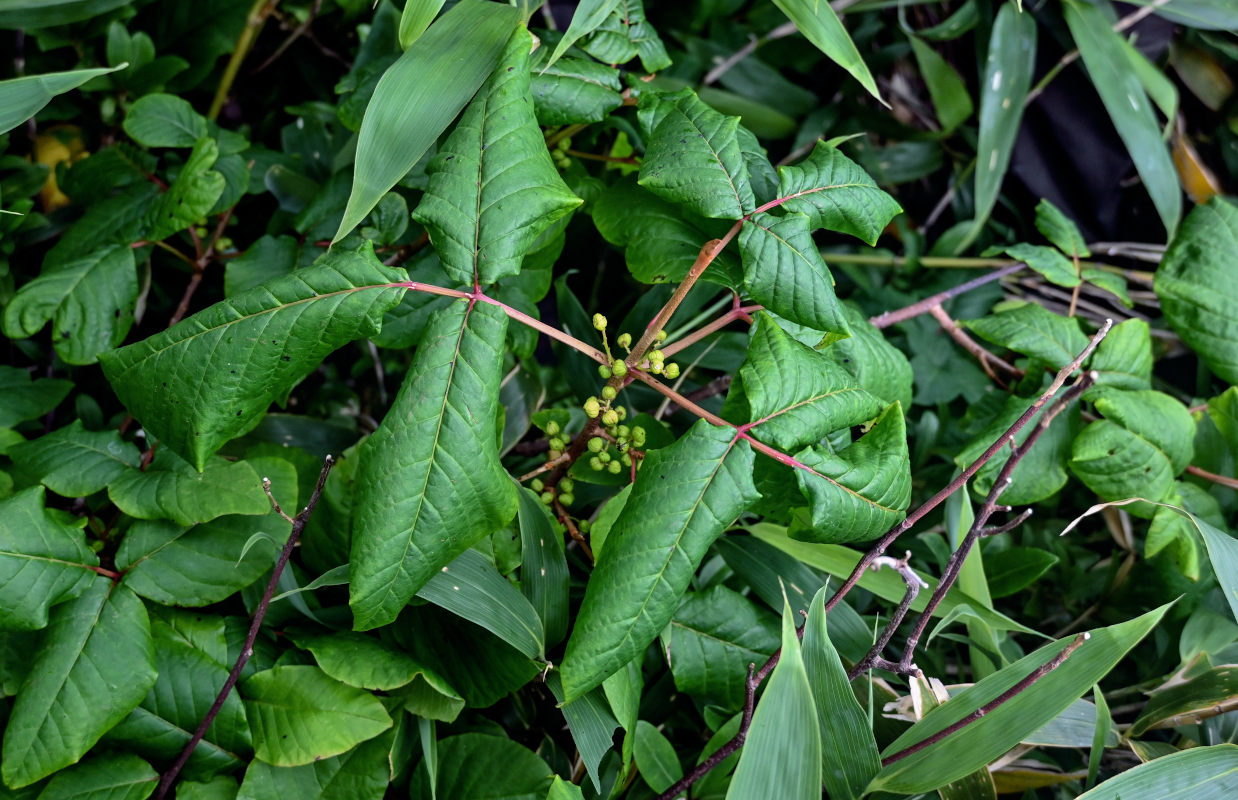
[412,27,581,286]
[99,245,407,471]
[349,302,517,631]
[775,141,902,245]
[560,421,759,701]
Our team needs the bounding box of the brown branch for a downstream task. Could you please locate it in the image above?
[153,454,336,800]
[928,304,1021,379]
[847,554,929,680]
[869,263,1024,329]
[1186,464,1238,491]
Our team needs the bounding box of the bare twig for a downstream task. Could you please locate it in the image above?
[870,263,1024,329]
[153,455,336,800]
[1186,464,1238,491]
[848,553,930,680]
[928,304,1021,379]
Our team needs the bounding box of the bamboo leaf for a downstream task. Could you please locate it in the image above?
[726,601,821,800]
[775,142,902,245]
[739,212,849,335]
[349,302,517,631]
[335,0,521,243]
[544,0,622,70]
[1130,666,1238,736]
[772,0,882,103]
[412,27,581,286]
[0,65,125,135]
[1076,744,1238,799]
[517,484,569,647]
[398,0,447,49]
[559,420,759,701]
[99,245,407,470]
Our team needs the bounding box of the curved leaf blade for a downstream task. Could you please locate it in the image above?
[1077,744,1238,799]
[739,212,849,335]
[99,245,407,470]
[772,0,882,103]
[335,0,521,243]
[559,421,759,701]
[349,302,517,631]
[544,0,622,70]
[517,484,569,647]
[0,64,125,135]
[412,27,581,286]
[775,142,902,245]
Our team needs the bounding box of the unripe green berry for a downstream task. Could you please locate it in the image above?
[616,332,632,349]
[607,460,623,474]
[664,362,680,379]
[602,409,619,426]
[587,436,605,453]
[616,425,631,440]
[650,362,663,375]
[592,313,607,331]
[195,226,208,238]
[584,397,601,418]
[548,449,563,460]
[579,520,592,533]
[557,136,572,151]
[589,456,604,471]
[540,491,554,505]
[559,478,575,493]
[598,451,611,464]
[558,492,574,507]
[615,406,627,421]
[611,360,627,377]
[621,453,632,467]
[531,478,544,492]
[548,436,565,451]
[601,385,617,400]
[632,428,646,447]
[598,364,612,379]
[650,350,665,363]
[544,420,560,436]
[655,329,668,342]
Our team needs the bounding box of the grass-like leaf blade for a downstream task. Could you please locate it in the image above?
[1077,744,1238,799]
[559,420,759,701]
[772,0,882,104]
[0,64,125,135]
[349,302,517,631]
[99,245,407,471]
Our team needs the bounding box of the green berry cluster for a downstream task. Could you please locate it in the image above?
[584,416,645,476]
[541,419,566,460]
[551,136,572,170]
[529,477,575,508]
[590,315,682,381]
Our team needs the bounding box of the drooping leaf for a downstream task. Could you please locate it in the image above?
[3,243,137,365]
[772,0,882,103]
[544,0,622,71]
[578,0,670,73]
[408,734,554,800]
[417,548,544,660]
[516,484,569,647]
[292,631,428,692]
[775,142,902,245]
[737,313,882,452]
[0,366,73,429]
[412,28,581,286]
[1087,318,1153,393]
[909,35,972,132]
[1092,389,1195,475]
[107,451,270,525]
[1065,0,1181,239]
[8,420,141,497]
[1076,744,1238,799]
[99,245,407,470]
[793,403,911,543]
[1130,666,1238,736]
[802,586,880,800]
[739,212,849,335]
[1,581,157,788]
[559,420,759,701]
[122,92,207,148]
[146,137,226,242]
[727,601,821,800]
[236,733,391,800]
[965,3,1036,249]
[242,665,392,767]
[638,88,754,220]
[530,55,622,125]
[33,754,157,800]
[1154,198,1238,384]
[0,486,98,631]
[634,720,682,793]
[869,604,1171,794]
[1035,198,1091,258]
[0,65,125,135]
[667,586,780,710]
[349,302,517,631]
[821,305,914,410]
[335,0,521,243]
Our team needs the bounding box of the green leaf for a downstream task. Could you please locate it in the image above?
[638,88,754,220]
[739,212,849,335]
[794,403,911,544]
[529,55,622,126]
[726,602,821,800]
[909,35,972,132]
[1065,0,1181,239]
[1087,318,1153,393]
[962,302,1089,369]
[1154,198,1238,384]
[1005,243,1080,288]
[349,302,517,630]
[412,28,581,286]
[3,244,137,365]
[772,0,882,103]
[984,547,1060,598]
[292,631,427,691]
[1076,744,1238,799]
[517,485,569,647]
[35,754,157,800]
[1092,390,1194,475]
[99,245,407,470]
[0,366,73,429]
[634,720,682,793]
[236,733,390,800]
[176,776,239,800]
[820,305,914,410]
[335,0,521,243]
[544,0,622,70]
[667,586,779,710]
[417,548,544,660]
[1071,421,1176,519]
[398,0,447,49]
[242,665,392,767]
[545,674,620,793]
[560,420,758,700]
[869,604,1170,794]
[1,581,156,788]
[147,137,226,242]
[775,142,902,245]
[1035,198,1091,258]
[1207,387,1238,457]
[953,393,1075,506]
[0,65,125,135]
[0,0,130,29]
[0,486,98,630]
[122,92,207,148]
[547,776,586,800]
[107,634,250,775]
[8,420,141,497]
[409,734,553,800]
[108,451,270,525]
[1130,666,1238,736]
[965,3,1036,249]
[802,586,880,800]
[1127,0,1238,30]
[737,314,882,452]
[578,0,670,73]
